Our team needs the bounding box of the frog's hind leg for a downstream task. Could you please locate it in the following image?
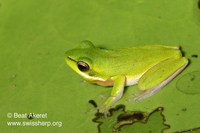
[126,56,188,102]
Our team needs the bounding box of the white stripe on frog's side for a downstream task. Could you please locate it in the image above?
[125,75,142,86]
[79,72,105,81]
[80,71,142,86]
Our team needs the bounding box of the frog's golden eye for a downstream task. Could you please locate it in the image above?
[77,62,89,72]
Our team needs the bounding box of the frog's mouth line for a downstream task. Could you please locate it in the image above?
[68,56,77,62]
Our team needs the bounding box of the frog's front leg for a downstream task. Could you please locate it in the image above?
[88,75,125,118]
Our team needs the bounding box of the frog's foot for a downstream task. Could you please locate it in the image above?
[125,92,143,102]
[126,88,158,102]
[87,96,118,118]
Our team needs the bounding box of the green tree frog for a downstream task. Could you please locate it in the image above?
[65,40,188,118]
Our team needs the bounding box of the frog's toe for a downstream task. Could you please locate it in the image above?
[87,107,98,113]
[87,103,105,113]
[87,104,109,118]
[131,91,144,97]
[125,97,138,102]
[126,92,146,102]
[103,108,109,118]
[127,89,157,102]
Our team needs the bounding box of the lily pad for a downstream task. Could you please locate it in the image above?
[1,0,200,133]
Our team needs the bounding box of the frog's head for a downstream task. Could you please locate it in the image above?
[65,40,105,82]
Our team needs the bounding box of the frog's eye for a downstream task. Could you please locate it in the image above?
[77,62,89,72]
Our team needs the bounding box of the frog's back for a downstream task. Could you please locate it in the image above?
[95,44,181,77]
